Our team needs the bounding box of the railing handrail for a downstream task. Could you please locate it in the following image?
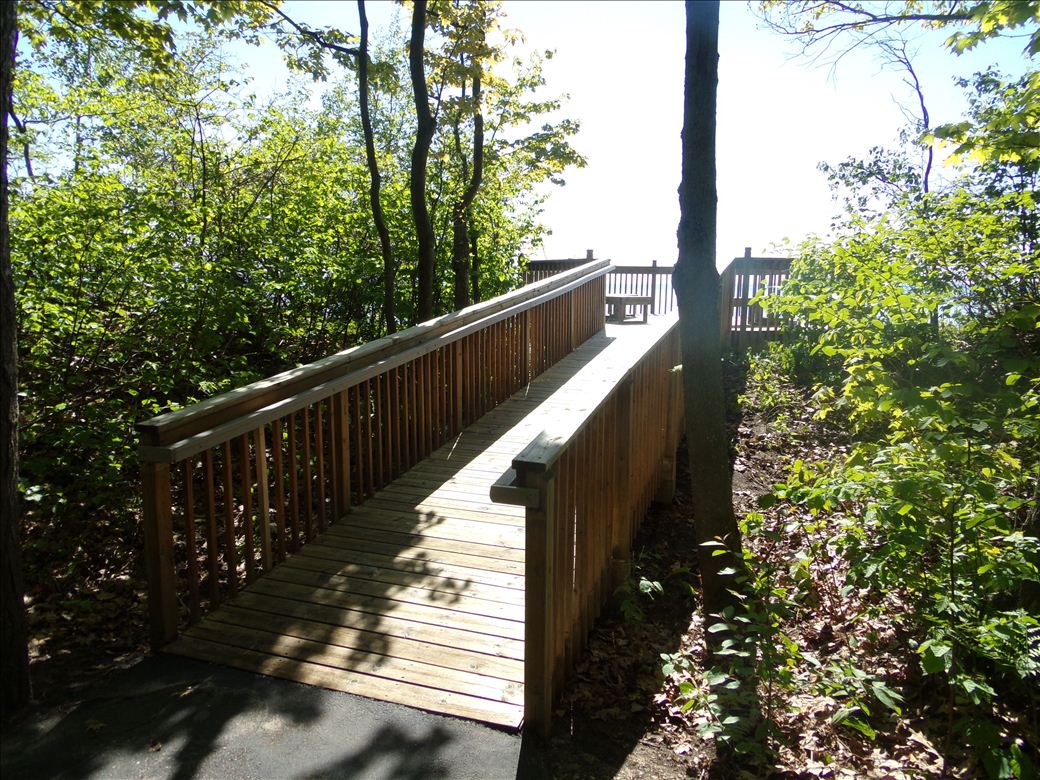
[610,263,673,274]
[527,259,673,273]
[511,317,679,476]
[719,255,791,275]
[138,258,612,450]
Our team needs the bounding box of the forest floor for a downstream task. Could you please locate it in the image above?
[542,356,1037,779]
[10,355,1037,778]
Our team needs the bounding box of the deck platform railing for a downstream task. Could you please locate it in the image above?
[493,318,682,737]
[718,250,792,350]
[528,250,792,349]
[137,258,610,649]
[526,254,677,317]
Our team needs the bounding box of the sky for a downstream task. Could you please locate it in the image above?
[228,0,1031,269]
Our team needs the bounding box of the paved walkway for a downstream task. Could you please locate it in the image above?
[1,654,540,780]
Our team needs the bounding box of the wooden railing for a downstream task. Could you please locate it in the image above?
[718,250,792,350]
[492,320,683,737]
[526,254,676,316]
[137,259,610,649]
[529,249,792,349]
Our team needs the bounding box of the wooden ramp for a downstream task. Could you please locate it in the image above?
[164,320,673,729]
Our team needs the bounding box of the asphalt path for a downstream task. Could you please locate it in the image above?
[1,654,545,779]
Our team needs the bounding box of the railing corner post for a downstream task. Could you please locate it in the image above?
[520,463,556,739]
[650,260,658,315]
[142,458,178,650]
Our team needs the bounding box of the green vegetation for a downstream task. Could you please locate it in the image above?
[671,57,1039,777]
[9,3,582,671]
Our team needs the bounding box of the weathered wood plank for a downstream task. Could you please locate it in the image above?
[183,621,523,704]
[268,562,525,622]
[310,531,525,576]
[228,589,524,660]
[282,551,525,607]
[322,522,526,561]
[251,573,524,639]
[165,635,524,728]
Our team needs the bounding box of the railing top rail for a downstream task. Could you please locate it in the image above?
[610,264,674,273]
[138,257,611,449]
[526,258,592,267]
[528,259,674,273]
[510,317,679,477]
[721,256,792,275]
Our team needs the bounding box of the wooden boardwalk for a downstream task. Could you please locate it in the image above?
[164,318,674,729]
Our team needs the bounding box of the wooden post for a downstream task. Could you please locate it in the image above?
[520,465,556,739]
[650,260,658,314]
[142,460,178,649]
[718,264,734,348]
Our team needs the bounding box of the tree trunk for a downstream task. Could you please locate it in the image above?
[358,0,397,334]
[674,0,742,620]
[409,0,436,324]
[452,64,484,312]
[469,228,480,304]
[1,0,31,715]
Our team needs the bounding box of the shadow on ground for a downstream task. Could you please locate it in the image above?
[1,654,521,780]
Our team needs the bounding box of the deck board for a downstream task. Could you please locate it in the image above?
[165,318,675,730]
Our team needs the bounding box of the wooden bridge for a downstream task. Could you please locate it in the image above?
[137,253,789,735]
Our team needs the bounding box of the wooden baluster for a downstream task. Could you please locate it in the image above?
[564,447,577,678]
[426,352,435,454]
[454,340,464,433]
[203,450,219,605]
[352,385,364,500]
[554,453,568,690]
[272,419,286,562]
[328,395,340,520]
[390,370,401,478]
[239,434,255,584]
[431,353,441,449]
[440,348,449,442]
[302,406,313,540]
[255,426,272,570]
[522,309,531,386]
[488,323,497,405]
[315,401,326,532]
[287,412,300,552]
[222,440,237,595]
[374,374,384,490]
[363,380,374,496]
[383,371,394,478]
[419,355,430,458]
[574,432,588,648]
[183,460,200,624]
[399,366,411,470]
[612,375,633,589]
[338,391,352,514]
